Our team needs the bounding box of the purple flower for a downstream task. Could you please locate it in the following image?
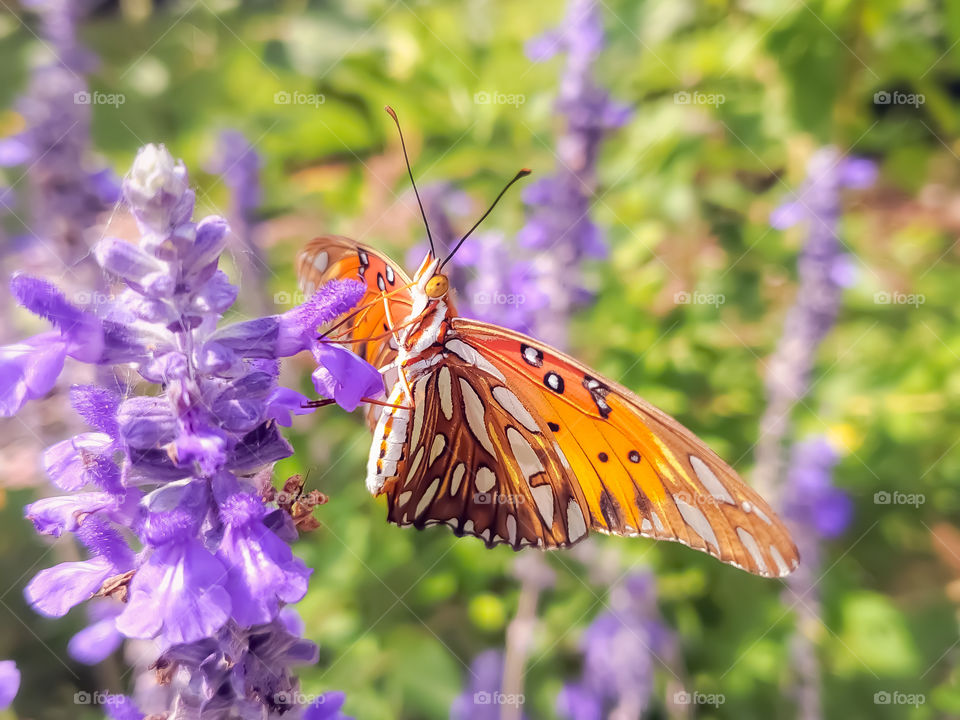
[312,343,384,412]
[218,492,310,626]
[2,144,364,716]
[520,0,629,348]
[784,437,853,540]
[451,650,520,720]
[68,601,124,664]
[0,661,19,710]
[557,572,673,720]
[304,692,353,720]
[0,1,118,265]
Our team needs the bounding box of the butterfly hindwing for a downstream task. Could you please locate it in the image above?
[380,342,588,549]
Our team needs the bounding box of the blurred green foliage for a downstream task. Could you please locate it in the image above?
[0,0,958,718]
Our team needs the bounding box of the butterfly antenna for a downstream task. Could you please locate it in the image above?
[438,168,531,271]
[384,106,436,258]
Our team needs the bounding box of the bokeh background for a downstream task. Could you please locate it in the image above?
[0,0,957,718]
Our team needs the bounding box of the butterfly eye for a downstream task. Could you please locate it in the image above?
[425,274,449,298]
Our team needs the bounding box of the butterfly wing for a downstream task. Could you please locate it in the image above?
[378,341,585,550]
[382,321,799,577]
[297,236,415,425]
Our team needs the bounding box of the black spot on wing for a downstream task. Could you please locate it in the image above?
[548,422,560,432]
[521,343,544,367]
[582,375,612,418]
[628,450,641,463]
[544,371,564,394]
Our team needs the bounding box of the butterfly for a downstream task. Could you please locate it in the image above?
[295,109,799,578]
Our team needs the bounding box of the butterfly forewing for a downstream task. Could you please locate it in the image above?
[297,236,414,425]
[451,319,800,577]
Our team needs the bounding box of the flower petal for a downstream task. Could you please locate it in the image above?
[25,556,114,617]
[311,344,383,412]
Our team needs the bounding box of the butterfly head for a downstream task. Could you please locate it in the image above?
[413,254,449,300]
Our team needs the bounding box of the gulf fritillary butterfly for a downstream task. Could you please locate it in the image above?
[296,110,799,578]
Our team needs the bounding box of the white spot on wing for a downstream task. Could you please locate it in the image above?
[438,366,454,420]
[531,486,554,528]
[410,378,428,449]
[397,491,412,506]
[506,427,544,480]
[566,499,587,541]
[416,478,441,518]
[690,455,735,504]
[641,518,653,532]
[450,463,465,495]
[445,339,506,381]
[493,386,540,433]
[736,527,767,574]
[507,515,517,545]
[312,251,329,272]
[407,447,425,483]
[770,546,790,576]
[429,434,446,466]
[674,495,720,552]
[650,510,664,532]
[459,377,495,455]
[475,467,496,493]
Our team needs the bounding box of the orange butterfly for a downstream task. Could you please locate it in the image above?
[296,109,799,578]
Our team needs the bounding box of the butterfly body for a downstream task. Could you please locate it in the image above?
[298,236,800,577]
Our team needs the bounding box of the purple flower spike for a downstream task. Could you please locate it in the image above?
[6,144,359,716]
[0,661,19,710]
